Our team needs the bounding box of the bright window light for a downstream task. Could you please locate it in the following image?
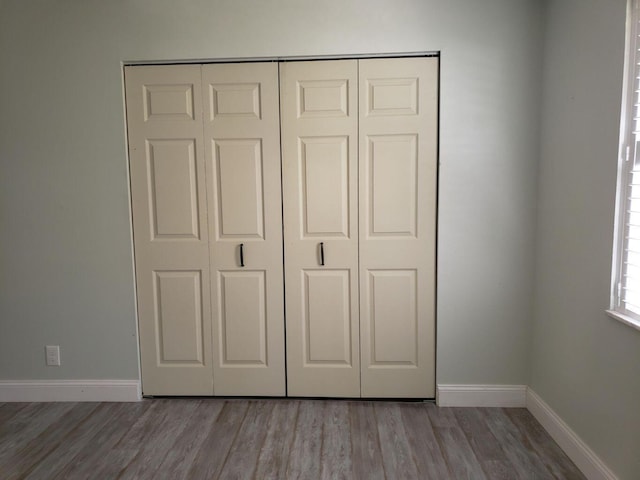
[609,0,640,330]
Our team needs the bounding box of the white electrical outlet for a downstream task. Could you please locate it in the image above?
[45,345,60,366]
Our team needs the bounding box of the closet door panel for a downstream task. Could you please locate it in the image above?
[368,134,418,236]
[147,139,200,238]
[367,269,417,364]
[359,58,438,398]
[154,270,206,363]
[125,65,214,395]
[203,63,285,396]
[300,136,350,236]
[281,60,360,397]
[304,269,353,364]
[213,138,265,238]
[218,270,267,364]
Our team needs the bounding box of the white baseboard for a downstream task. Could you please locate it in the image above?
[0,380,142,402]
[526,388,618,480]
[436,384,527,407]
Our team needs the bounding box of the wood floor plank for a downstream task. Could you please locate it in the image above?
[117,399,201,479]
[0,403,75,468]
[433,426,490,480]
[0,402,72,439]
[349,401,385,480]
[50,400,152,479]
[426,404,458,428]
[400,403,449,479]
[320,401,352,480]
[375,402,419,479]
[25,402,125,479]
[454,407,519,479]
[0,403,28,426]
[427,407,488,479]
[505,408,586,479]
[286,400,324,479]
[2,402,99,479]
[84,399,178,479]
[151,399,225,480]
[254,400,300,480]
[217,400,275,480]
[186,400,249,479]
[482,407,555,479]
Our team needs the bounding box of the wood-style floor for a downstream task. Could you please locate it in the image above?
[0,399,585,479]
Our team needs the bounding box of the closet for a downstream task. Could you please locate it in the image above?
[125,56,437,398]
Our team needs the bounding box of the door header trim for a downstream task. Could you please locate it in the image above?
[123,51,440,67]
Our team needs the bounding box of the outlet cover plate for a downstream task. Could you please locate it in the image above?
[45,345,60,366]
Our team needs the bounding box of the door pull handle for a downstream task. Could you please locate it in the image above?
[320,242,325,266]
[240,243,245,267]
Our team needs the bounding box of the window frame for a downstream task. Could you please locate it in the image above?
[608,0,640,331]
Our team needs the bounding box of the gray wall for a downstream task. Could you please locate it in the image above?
[531,0,640,478]
[0,0,542,383]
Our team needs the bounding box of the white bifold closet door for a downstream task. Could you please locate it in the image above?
[358,58,437,398]
[127,57,436,398]
[202,63,285,396]
[280,60,361,397]
[126,65,213,395]
[281,57,437,398]
[125,63,285,396]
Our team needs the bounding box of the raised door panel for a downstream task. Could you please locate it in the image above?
[304,270,352,365]
[367,270,417,365]
[213,138,265,239]
[218,271,267,365]
[368,135,418,237]
[300,136,350,237]
[298,79,349,118]
[154,271,205,364]
[366,77,418,117]
[359,57,438,398]
[147,139,200,239]
[125,65,213,396]
[280,60,360,397]
[209,83,261,119]
[202,63,285,396]
[143,83,195,121]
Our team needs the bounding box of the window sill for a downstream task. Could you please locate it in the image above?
[606,310,640,332]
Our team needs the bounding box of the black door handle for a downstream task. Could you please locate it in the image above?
[320,242,325,266]
[239,243,245,267]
